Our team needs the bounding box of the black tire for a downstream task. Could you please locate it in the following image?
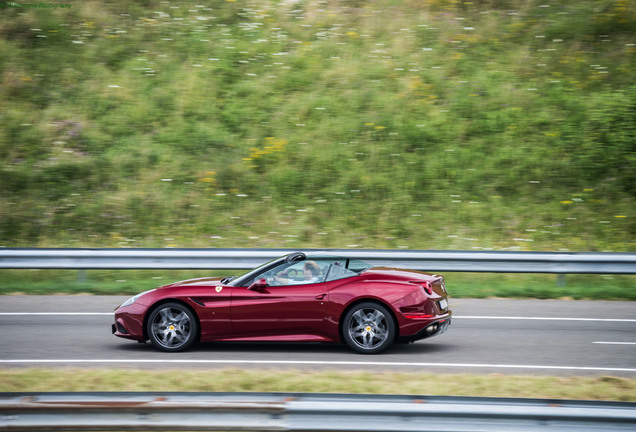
[146,302,198,352]
[342,302,396,354]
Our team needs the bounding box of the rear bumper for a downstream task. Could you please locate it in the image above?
[398,316,451,343]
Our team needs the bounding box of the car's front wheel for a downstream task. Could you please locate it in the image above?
[147,302,197,352]
[342,302,395,354]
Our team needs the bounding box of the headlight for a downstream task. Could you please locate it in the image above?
[118,289,156,309]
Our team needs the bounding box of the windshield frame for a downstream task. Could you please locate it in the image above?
[228,256,288,287]
[228,253,372,287]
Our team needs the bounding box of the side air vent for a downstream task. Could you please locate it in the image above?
[190,298,205,307]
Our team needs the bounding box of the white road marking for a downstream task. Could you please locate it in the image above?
[593,341,636,345]
[0,313,113,316]
[1,359,635,373]
[456,316,636,322]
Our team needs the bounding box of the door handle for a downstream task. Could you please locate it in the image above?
[315,294,326,300]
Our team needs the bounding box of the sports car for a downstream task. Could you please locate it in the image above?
[112,252,451,354]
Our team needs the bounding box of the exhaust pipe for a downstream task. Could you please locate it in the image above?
[426,324,439,335]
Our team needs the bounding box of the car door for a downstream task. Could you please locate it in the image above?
[229,281,328,339]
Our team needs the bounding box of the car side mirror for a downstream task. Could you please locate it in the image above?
[248,278,268,291]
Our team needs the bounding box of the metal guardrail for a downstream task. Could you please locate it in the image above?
[1,392,635,431]
[0,248,635,273]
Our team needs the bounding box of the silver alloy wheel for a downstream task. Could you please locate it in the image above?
[343,303,395,354]
[147,303,196,351]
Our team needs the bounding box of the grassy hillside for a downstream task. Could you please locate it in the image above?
[1,0,634,251]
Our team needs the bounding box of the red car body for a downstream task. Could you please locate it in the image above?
[112,252,451,354]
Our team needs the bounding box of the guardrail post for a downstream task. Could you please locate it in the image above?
[77,270,87,283]
[557,274,566,287]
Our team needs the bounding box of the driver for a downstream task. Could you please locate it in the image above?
[272,260,321,285]
[302,260,321,283]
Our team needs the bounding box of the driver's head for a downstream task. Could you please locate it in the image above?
[303,261,320,279]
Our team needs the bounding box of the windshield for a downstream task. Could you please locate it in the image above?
[228,256,286,287]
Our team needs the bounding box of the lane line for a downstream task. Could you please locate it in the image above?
[455,316,636,322]
[0,313,113,316]
[1,359,635,373]
[1,313,634,322]
[593,341,636,345]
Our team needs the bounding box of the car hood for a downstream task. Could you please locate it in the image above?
[159,277,225,289]
[362,267,442,282]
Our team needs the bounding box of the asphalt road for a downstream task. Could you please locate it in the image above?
[1,296,635,376]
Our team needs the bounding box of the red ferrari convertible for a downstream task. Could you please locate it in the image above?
[112,252,451,354]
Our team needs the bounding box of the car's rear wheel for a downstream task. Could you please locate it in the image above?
[147,302,197,352]
[342,302,395,354]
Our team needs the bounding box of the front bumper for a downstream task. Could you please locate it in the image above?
[112,303,146,342]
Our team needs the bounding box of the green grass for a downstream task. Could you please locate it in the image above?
[0,0,634,252]
[0,269,224,295]
[448,273,636,300]
[0,369,634,402]
[1,269,633,300]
